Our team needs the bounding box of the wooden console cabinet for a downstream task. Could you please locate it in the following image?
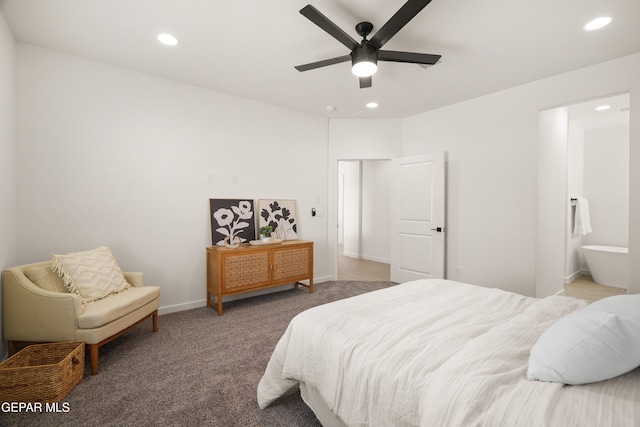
[206,240,313,315]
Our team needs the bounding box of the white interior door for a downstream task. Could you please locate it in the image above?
[391,152,446,283]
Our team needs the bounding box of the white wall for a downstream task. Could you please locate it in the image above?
[402,53,640,297]
[630,87,640,295]
[4,37,640,333]
[582,125,629,248]
[338,159,391,263]
[537,107,569,297]
[564,121,585,281]
[339,160,361,258]
[402,96,538,296]
[361,160,391,263]
[361,160,391,264]
[14,44,330,313]
[0,9,16,358]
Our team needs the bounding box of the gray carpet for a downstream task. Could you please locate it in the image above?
[1,280,396,427]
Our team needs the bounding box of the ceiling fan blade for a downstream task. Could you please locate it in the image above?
[295,55,351,72]
[369,0,432,49]
[300,5,359,50]
[359,76,372,88]
[378,50,441,64]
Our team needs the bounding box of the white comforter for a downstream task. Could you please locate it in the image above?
[257,279,640,427]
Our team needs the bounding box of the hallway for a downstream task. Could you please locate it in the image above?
[337,245,391,281]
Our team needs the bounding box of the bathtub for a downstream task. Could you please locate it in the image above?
[581,245,629,289]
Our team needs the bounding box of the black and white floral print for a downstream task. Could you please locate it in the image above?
[258,199,298,240]
[210,199,255,246]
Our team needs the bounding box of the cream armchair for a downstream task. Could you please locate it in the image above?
[2,260,160,374]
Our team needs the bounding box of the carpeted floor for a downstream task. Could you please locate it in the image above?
[0,280,396,427]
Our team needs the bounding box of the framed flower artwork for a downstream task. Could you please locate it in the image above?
[258,199,298,240]
[209,199,256,246]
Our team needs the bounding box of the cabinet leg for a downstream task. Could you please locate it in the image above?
[208,292,223,315]
[296,280,314,293]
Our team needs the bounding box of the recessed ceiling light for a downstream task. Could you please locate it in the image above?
[366,102,378,109]
[584,17,612,31]
[158,33,178,46]
[595,105,611,111]
[326,105,337,112]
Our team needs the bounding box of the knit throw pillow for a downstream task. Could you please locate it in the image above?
[51,246,131,304]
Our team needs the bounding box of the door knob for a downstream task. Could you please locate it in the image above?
[430,227,445,232]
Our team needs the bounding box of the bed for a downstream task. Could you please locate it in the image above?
[257,279,640,427]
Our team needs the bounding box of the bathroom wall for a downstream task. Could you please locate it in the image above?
[582,124,630,249]
[564,121,629,279]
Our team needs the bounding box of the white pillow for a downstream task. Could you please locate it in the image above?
[527,294,640,385]
[51,246,131,305]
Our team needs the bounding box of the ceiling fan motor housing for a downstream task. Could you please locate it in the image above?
[351,43,378,63]
[355,22,374,38]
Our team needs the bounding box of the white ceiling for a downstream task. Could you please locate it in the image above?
[1,0,639,119]
[568,93,630,130]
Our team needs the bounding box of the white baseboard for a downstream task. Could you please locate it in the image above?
[158,300,207,315]
[158,275,333,316]
[361,254,390,264]
[341,252,390,265]
[563,269,590,284]
[342,250,359,259]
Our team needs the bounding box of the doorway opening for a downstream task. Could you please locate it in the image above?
[337,159,391,281]
[536,92,630,297]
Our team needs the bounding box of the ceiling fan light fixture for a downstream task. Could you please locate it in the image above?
[351,44,378,77]
[352,60,377,77]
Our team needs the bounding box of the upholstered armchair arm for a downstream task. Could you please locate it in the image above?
[123,272,145,287]
[2,268,82,342]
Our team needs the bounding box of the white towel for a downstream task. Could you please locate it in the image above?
[573,197,592,236]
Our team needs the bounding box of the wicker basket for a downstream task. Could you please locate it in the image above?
[0,341,84,403]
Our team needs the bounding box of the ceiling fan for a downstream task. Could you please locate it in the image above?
[295,0,442,88]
